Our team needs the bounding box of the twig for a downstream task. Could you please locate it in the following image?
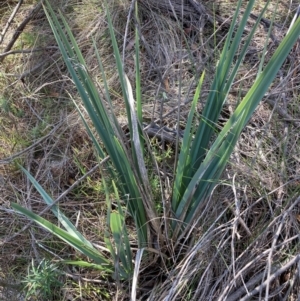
[122,0,136,64]
[265,98,300,127]
[143,122,183,144]
[0,0,24,45]
[0,46,58,59]
[188,0,225,26]
[223,197,300,301]
[0,0,44,63]
[239,254,300,301]
[224,198,251,237]
[265,213,287,300]
[226,270,270,301]
[249,13,281,29]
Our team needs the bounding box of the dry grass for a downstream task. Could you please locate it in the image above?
[1,0,300,300]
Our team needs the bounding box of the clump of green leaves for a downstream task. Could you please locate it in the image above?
[22,259,63,300]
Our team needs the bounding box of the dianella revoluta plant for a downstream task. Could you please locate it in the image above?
[12,0,300,281]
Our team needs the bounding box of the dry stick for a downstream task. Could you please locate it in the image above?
[219,234,300,301]
[221,197,300,301]
[226,269,277,301]
[282,260,300,301]
[0,0,24,45]
[239,254,300,301]
[226,250,300,301]
[188,0,224,26]
[224,198,251,236]
[265,97,300,127]
[0,0,44,63]
[219,207,291,300]
[187,0,207,15]
[2,157,108,245]
[249,12,281,28]
[277,73,289,203]
[0,46,58,59]
[122,0,136,65]
[265,212,287,300]
[248,12,281,47]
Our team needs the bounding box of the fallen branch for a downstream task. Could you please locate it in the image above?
[265,97,300,128]
[239,254,300,301]
[0,1,44,63]
[0,0,24,45]
[0,46,58,59]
